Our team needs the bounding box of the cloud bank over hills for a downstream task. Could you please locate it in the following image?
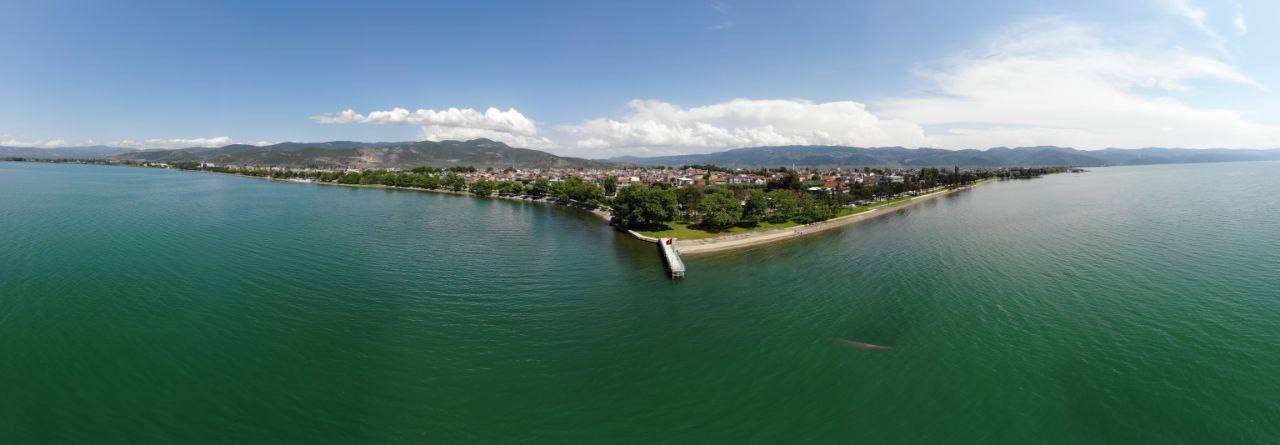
[312,107,553,149]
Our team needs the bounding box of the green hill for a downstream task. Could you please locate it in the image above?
[113,139,609,169]
[607,145,1280,167]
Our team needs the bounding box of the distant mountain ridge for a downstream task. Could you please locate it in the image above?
[0,145,137,159]
[100,139,608,169]
[8,140,1280,169]
[606,145,1280,167]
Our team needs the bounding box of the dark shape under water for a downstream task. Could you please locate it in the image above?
[837,339,894,350]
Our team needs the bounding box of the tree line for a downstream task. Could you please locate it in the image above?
[19,159,1068,233]
[610,168,1021,232]
[169,162,610,208]
[611,185,847,231]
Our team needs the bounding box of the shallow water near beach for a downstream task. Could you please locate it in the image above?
[2,161,1278,442]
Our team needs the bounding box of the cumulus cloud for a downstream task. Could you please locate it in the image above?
[556,98,926,156]
[877,17,1279,149]
[312,109,366,124]
[312,106,551,148]
[302,13,1275,156]
[416,126,552,149]
[113,136,237,149]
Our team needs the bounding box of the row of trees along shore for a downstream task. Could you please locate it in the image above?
[169,162,609,206]
[93,160,1068,232]
[610,167,1068,231]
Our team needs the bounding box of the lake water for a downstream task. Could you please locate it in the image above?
[2,161,1278,442]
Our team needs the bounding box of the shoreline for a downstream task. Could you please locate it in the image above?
[6,160,995,257]
[148,167,617,223]
[187,168,989,255]
[674,180,991,255]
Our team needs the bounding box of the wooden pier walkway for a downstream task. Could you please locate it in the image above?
[658,238,686,279]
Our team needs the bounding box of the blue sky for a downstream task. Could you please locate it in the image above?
[2,0,1277,156]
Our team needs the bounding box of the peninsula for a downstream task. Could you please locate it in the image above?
[4,138,1150,267]
[7,146,1069,273]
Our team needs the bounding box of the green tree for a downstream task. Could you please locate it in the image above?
[603,176,618,196]
[470,179,496,197]
[793,194,835,224]
[337,172,361,184]
[765,190,799,223]
[411,174,440,189]
[527,178,551,198]
[381,172,404,186]
[698,190,742,229]
[496,180,522,196]
[675,186,704,222]
[741,190,768,226]
[610,185,678,229]
[920,167,940,188]
[553,177,605,207]
[442,173,466,191]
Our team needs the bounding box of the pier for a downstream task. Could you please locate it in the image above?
[659,238,686,279]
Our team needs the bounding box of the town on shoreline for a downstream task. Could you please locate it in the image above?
[5,157,1074,261]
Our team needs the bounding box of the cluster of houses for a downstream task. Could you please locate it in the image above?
[464,166,913,193]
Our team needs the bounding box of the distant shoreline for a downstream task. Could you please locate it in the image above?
[6,160,619,223]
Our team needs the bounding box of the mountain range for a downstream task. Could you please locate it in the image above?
[4,139,606,169]
[0,145,136,159]
[5,140,1280,169]
[606,145,1280,167]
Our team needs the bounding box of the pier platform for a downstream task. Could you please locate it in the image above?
[658,238,686,279]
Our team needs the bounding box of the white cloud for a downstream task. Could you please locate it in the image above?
[303,14,1275,156]
[113,136,236,149]
[877,17,1279,149]
[312,106,550,148]
[1233,3,1247,35]
[0,136,71,148]
[1169,0,1227,53]
[556,98,926,156]
[418,126,553,149]
[312,109,366,124]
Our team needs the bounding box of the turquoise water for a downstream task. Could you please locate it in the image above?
[2,161,1278,443]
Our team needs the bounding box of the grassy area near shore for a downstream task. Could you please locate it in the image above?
[637,220,801,240]
[636,195,919,240]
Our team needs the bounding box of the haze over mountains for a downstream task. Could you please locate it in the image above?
[607,145,1280,167]
[2,139,606,169]
[0,145,135,159]
[4,139,1280,169]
